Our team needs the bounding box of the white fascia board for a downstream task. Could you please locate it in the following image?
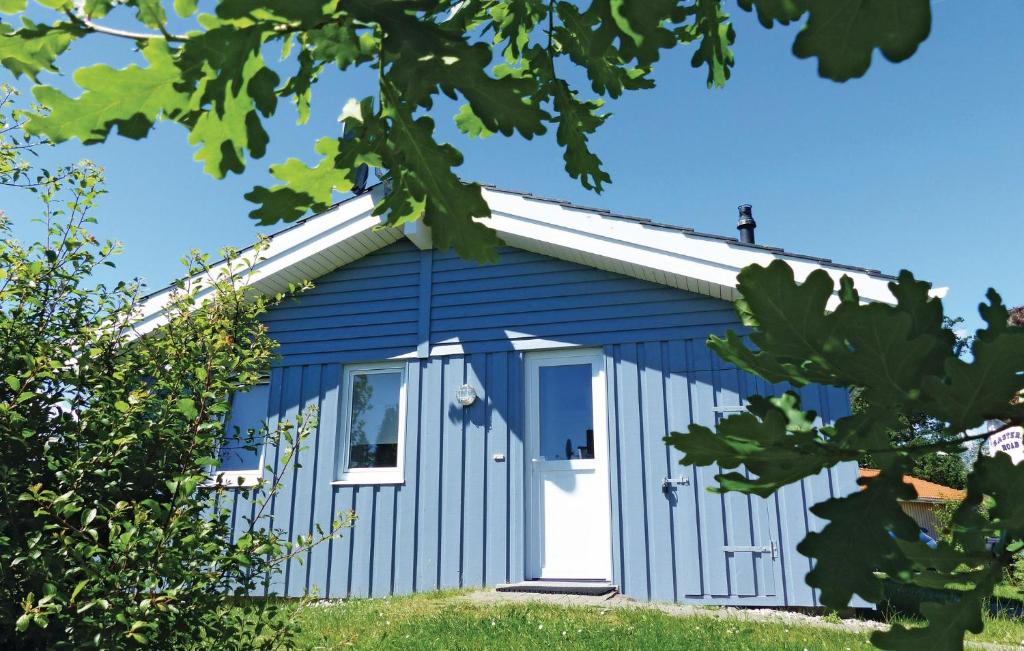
[132,193,381,337]
[481,189,897,307]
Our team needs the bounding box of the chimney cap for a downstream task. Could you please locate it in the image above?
[736,204,756,244]
[737,203,755,225]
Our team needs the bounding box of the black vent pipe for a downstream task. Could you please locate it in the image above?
[737,204,756,244]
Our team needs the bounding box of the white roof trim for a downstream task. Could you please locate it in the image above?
[136,185,899,333]
[479,188,896,309]
[132,188,392,337]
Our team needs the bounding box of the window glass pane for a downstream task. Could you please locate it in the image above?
[219,384,269,472]
[538,364,594,460]
[348,371,402,469]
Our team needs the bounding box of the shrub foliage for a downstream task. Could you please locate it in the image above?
[666,261,1024,649]
[0,90,349,650]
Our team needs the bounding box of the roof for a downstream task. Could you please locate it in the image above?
[132,183,904,337]
[479,184,895,279]
[858,468,966,502]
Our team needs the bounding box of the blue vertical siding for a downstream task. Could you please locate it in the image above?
[429,247,740,354]
[392,361,421,595]
[257,353,529,599]
[261,240,422,365]
[238,239,861,607]
[604,341,854,606]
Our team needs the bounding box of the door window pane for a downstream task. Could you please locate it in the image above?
[219,384,269,472]
[538,364,594,460]
[347,371,402,469]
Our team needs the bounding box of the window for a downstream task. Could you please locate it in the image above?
[334,362,407,485]
[216,383,270,486]
[538,364,595,460]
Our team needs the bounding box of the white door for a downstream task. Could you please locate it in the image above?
[526,349,613,580]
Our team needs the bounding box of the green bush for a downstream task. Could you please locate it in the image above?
[0,89,349,649]
[1000,556,1024,600]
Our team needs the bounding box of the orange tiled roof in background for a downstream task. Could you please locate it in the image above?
[858,468,966,502]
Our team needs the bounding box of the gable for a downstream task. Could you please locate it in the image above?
[262,240,740,366]
[427,245,737,355]
[135,184,904,337]
[262,241,422,365]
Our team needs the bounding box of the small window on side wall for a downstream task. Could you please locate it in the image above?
[335,362,406,485]
[216,383,270,487]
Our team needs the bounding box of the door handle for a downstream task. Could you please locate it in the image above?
[661,476,690,493]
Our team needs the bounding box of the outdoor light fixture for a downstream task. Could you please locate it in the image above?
[455,384,477,407]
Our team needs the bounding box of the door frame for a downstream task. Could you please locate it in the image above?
[524,347,613,580]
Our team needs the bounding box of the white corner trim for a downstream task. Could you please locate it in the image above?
[403,218,433,250]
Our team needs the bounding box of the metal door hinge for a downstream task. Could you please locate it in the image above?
[723,541,778,560]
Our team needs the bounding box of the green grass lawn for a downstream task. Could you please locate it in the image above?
[968,612,1024,648]
[291,591,877,650]
[280,590,1024,650]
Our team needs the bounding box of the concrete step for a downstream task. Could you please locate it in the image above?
[495,580,618,597]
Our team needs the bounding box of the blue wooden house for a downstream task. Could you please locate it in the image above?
[137,185,895,606]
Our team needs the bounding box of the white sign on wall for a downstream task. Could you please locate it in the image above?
[986,423,1024,466]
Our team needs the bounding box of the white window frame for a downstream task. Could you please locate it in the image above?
[211,382,270,489]
[332,361,407,486]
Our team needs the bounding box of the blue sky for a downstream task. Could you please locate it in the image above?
[3,1,1022,331]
